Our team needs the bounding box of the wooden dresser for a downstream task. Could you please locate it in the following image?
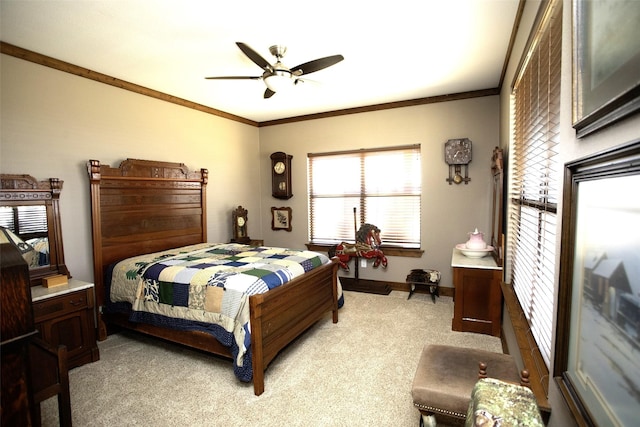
[31,279,100,369]
[1,243,37,426]
[451,248,503,337]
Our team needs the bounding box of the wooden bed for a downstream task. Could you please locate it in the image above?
[87,158,340,395]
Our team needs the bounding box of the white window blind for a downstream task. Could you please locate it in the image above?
[308,145,421,248]
[508,0,561,369]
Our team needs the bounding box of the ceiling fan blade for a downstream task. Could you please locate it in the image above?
[205,76,260,80]
[291,54,344,76]
[264,88,276,99]
[236,42,272,71]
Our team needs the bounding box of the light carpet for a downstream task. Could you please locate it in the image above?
[41,291,502,426]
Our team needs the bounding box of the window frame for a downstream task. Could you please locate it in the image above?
[307,144,422,251]
[503,0,562,413]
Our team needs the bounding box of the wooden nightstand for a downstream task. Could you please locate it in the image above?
[31,279,100,369]
[451,248,503,337]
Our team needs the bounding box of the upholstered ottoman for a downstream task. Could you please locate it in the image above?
[411,344,522,426]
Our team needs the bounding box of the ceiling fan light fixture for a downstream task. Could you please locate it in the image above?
[206,43,343,98]
[264,69,293,93]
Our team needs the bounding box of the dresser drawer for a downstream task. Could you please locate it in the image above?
[33,289,89,322]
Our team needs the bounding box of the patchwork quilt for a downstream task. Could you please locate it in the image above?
[108,243,342,381]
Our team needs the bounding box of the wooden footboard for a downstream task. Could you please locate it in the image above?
[250,258,340,395]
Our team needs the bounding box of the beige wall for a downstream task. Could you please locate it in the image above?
[499,1,640,426]
[2,52,500,290]
[259,97,500,288]
[1,54,260,284]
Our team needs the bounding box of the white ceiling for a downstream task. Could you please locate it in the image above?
[1,0,520,123]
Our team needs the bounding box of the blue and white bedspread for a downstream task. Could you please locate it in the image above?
[109,243,343,381]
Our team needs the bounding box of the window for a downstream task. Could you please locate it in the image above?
[508,0,561,379]
[0,205,48,239]
[308,145,421,248]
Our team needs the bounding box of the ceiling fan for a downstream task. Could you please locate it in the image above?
[206,42,344,99]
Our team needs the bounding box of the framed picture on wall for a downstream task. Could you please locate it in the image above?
[572,0,640,137]
[555,140,640,426]
[271,207,292,232]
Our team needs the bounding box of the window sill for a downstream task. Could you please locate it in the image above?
[501,281,551,415]
[305,243,423,258]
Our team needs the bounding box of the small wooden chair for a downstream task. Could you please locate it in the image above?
[29,338,72,427]
[411,344,527,426]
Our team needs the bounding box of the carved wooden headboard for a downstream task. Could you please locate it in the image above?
[87,158,208,310]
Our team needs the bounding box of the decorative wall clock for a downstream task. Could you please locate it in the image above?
[270,152,293,199]
[444,138,472,185]
[231,205,250,243]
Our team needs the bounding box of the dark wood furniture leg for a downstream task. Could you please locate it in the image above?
[29,338,72,427]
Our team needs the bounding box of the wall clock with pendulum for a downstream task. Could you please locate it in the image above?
[270,152,293,199]
[444,138,472,185]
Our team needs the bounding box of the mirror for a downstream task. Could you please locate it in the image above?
[0,174,68,285]
[490,147,504,267]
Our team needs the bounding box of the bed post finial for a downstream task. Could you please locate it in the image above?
[88,160,101,182]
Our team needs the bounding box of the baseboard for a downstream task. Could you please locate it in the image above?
[339,277,454,298]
